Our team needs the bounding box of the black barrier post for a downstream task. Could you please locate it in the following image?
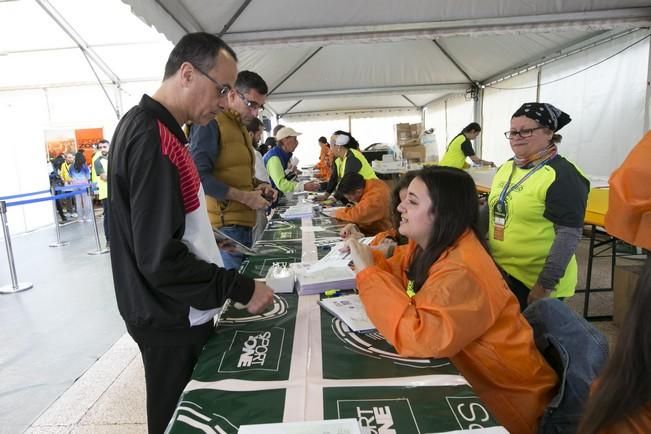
[0,201,33,294]
[48,185,69,248]
[87,186,109,255]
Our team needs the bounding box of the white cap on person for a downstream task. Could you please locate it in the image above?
[276,127,302,141]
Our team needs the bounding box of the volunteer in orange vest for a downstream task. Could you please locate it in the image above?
[345,166,557,434]
[334,172,391,236]
[578,131,651,434]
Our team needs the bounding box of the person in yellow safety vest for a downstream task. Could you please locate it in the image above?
[488,102,589,311]
[58,152,76,216]
[59,152,74,183]
[90,143,102,184]
[439,122,494,169]
[317,131,377,202]
[93,139,110,248]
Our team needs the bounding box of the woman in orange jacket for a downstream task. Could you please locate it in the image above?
[346,166,558,434]
[578,132,651,434]
[315,136,332,180]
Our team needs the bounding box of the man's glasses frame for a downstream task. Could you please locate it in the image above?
[236,90,265,112]
[504,126,544,139]
[191,63,231,97]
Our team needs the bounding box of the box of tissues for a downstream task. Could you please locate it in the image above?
[264,263,296,294]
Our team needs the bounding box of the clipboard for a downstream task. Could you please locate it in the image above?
[213,228,258,256]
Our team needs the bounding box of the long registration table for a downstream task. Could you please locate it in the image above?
[166,200,505,433]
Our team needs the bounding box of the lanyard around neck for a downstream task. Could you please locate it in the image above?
[498,158,550,204]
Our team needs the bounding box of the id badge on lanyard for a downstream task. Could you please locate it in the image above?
[493,200,507,241]
[493,159,549,242]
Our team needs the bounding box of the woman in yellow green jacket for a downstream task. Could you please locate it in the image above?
[439,122,494,168]
[318,131,377,202]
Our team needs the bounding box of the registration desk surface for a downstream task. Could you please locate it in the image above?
[166,205,505,433]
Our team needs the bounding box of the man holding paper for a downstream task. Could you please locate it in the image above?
[334,172,392,236]
[263,127,320,195]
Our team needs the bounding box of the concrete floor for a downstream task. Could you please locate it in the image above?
[0,216,126,434]
[1,219,642,433]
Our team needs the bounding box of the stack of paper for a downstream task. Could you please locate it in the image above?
[291,261,356,295]
[239,418,362,434]
[320,206,345,217]
[318,294,376,333]
[281,204,316,219]
[320,237,376,262]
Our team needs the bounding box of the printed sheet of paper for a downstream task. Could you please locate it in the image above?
[239,418,362,434]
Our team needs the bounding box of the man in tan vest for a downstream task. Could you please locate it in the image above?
[190,70,276,269]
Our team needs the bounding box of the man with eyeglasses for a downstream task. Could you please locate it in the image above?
[108,33,274,434]
[190,70,277,270]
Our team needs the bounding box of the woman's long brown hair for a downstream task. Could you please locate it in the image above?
[578,256,651,433]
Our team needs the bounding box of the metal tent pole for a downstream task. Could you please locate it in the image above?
[0,201,33,294]
[87,186,109,255]
[49,185,69,248]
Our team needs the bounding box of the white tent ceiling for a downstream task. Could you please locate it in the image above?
[0,0,172,91]
[1,1,650,118]
[121,0,651,118]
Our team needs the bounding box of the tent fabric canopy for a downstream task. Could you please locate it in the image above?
[0,0,172,93]
[2,1,649,116]
[121,0,651,117]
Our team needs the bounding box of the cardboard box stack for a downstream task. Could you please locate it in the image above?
[395,122,426,162]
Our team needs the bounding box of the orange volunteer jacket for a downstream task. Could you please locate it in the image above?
[316,144,332,180]
[335,179,392,236]
[356,232,558,434]
[370,228,399,246]
[605,130,651,250]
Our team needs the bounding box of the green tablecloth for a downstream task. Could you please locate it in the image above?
[166,203,503,433]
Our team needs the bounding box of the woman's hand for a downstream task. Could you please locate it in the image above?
[347,239,374,271]
[217,240,238,253]
[315,193,330,202]
[340,223,362,240]
[527,283,552,305]
[372,239,397,258]
[303,181,320,192]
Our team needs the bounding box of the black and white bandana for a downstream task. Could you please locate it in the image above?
[512,102,571,132]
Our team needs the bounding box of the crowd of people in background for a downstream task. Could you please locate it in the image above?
[48,139,110,247]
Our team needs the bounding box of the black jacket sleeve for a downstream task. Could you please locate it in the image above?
[125,125,254,309]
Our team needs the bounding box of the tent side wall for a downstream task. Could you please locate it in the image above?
[0,81,160,236]
[424,29,650,177]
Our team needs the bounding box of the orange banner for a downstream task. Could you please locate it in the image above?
[46,129,76,159]
[75,128,104,165]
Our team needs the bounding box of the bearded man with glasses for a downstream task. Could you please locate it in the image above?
[190,70,277,270]
[108,33,274,434]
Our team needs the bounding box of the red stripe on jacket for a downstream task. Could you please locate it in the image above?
[157,121,200,214]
